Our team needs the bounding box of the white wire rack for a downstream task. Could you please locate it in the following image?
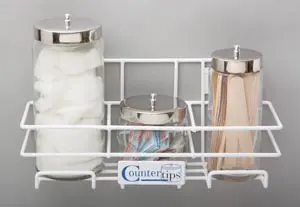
[20,58,283,189]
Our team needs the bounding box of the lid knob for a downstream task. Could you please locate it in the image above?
[64,13,71,30]
[234,45,240,60]
[150,93,157,111]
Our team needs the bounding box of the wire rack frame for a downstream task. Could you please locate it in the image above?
[19,58,283,189]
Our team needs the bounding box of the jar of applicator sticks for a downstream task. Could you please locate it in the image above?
[208,45,263,182]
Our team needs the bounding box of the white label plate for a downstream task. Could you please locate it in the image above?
[118,161,186,186]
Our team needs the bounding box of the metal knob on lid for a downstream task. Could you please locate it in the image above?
[34,14,102,45]
[211,45,263,74]
[233,45,240,60]
[120,94,187,125]
[150,93,157,111]
[64,13,71,30]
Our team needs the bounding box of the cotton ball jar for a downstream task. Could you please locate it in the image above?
[33,14,105,180]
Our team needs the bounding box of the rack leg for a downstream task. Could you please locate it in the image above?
[34,171,96,189]
[207,170,269,189]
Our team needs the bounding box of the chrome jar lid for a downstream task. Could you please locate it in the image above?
[34,14,102,45]
[211,45,263,74]
[120,93,187,125]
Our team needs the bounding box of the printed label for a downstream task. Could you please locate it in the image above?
[118,161,186,186]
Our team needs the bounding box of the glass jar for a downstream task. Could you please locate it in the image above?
[33,14,105,180]
[117,93,189,161]
[207,45,263,181]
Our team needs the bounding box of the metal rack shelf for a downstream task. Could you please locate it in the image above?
[20,58,283,189]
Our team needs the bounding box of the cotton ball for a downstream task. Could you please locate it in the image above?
[58,50,86,75]
[35,113,72,137]
[35,74,103,113]
[36,117,103,153]
[58,129,103,154]
[56,99,104,122]
[81,77,104,118]
[99,37,104,66]
[55,105,88,124]
[55,103,93,123]
[36,117,104,172]
[34,77,69,113]
[35,90,64,113]
[35,98,55,113]
[35,112,72,125]
[79,117,105,152]
[36,131,66,171]
[34,81,53,95]
[85,48,102,69]
[37,155,103,172]
[59,45,101,75]
[38,128,101,153]
[60,118,104,154]
[96,76,104,99]
[36,132,54,153]
[34,47,65,82]
[36,134,103,171]
[61,73,102,105]
[34,80,67,109]
[82,100,104,119]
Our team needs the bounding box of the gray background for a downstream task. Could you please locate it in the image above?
[1,0,298,206]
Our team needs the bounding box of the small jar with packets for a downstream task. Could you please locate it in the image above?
[117,93,189,161]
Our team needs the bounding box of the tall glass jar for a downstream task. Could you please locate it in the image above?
[117,93,189,161]
[33,14,105,180]
[208,45,263,181]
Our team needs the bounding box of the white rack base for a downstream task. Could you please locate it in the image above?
[34,162,269,189]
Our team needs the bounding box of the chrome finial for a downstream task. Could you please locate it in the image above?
[234,45,240,60]
[65,13,71,30]
[150,93,157,111]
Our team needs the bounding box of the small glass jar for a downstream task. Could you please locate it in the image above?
[117,93,189,161]
[33,14,105,179]
[207,45,263,181]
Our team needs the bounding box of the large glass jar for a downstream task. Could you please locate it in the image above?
[117,93,189,161]
[33,14,105,180]
[208,45,263,181]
